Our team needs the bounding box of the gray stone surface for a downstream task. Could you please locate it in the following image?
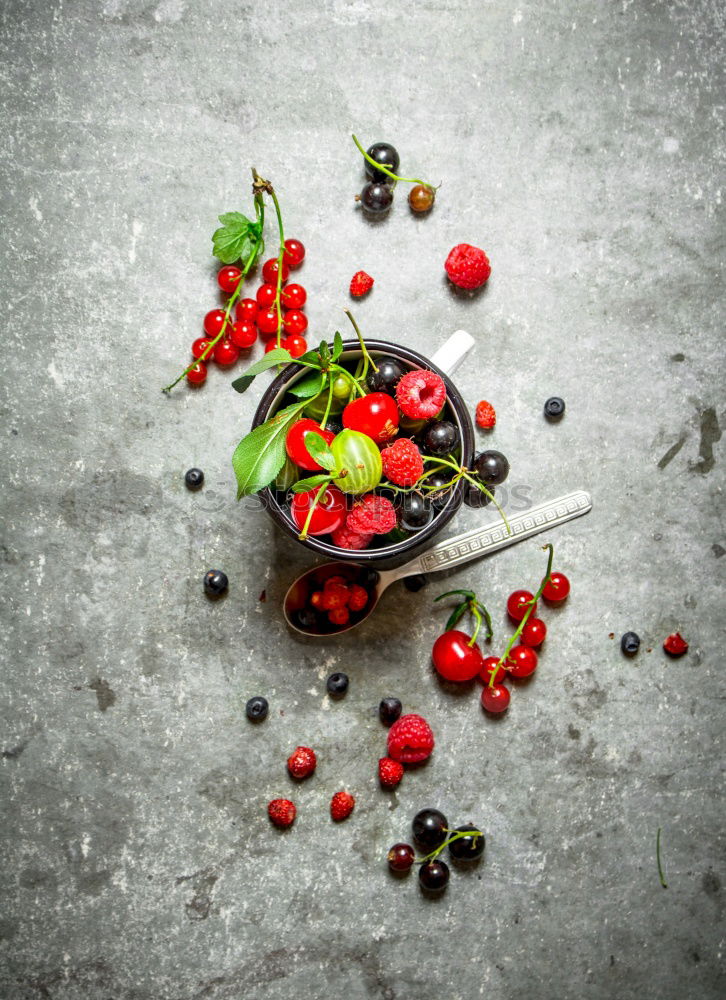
[1,0,724,997]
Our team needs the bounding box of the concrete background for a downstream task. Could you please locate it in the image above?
[1,1,724,997]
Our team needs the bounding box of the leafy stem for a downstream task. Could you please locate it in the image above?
[259,175,286,349]
[345,309,378,376]
[434,589,493,645]
[352,133,437,191]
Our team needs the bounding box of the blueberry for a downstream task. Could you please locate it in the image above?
[294,608,319,631]
[245,696,268,722]
[423,420,459,456]
[379,697,402,726]
[544,397,566,420]
[621,632,641,656]
[364,141,400,182]
[448,824,485,861]
[204,569,228,597]
[360,182,394,215]
[473,450,509,485]
[464,483,493,508]
[404,574,428,592]
[185,468,204,489]
[418,858,449,892]
[326,672,349,697]
[366,356,405,394]
[400,492,433,531]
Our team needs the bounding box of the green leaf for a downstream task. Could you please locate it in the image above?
[332,331,344,361]
[297,349,323,366]
[291,474,332,493]
[445,603,468,631]
[319,340,330,364]
[287,372,325,398]
[304,432,337,472]
[231,348,292,394]
[232,400,308,497]
[212,211,253,264]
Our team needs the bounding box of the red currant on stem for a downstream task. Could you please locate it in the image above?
[283,335,308,358]
[213,339,240,366]
[292,484,345,539]
[256,283,277,308]
[505,645,538,679]
[229,321,257,349]
[282,283,306,309]
[283,309,308,336]
[191,337,214,360]
[186,361,207,385]
[479,656,506,685]
[481,684,510,714]
[283,238,305,269]
[203,309,227,337]
[257,307,282,336]
[235,298,258,323]
[520,617,547,648]
[262,257,289,286]
[542,571,570,603]
[507,590,537,622]
[217,266,242,293]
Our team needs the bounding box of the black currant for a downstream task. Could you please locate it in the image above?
[464,483,493,508]
[544,396,566,419]
[448,824,485,861]
[294,608,319,631]
[204,569,228,597]
[418,858,450,892]
[423,471,451,509]
[364,141,400,181]
[379,697,402,727]
[360,182,394,215]
[412,808,448,850]
[423,420,459,456]
[325,418,343,436]
[621,632,641,656]
[474,450,510,485]
[404,574,428,592]
[357,568,381,590]
[400,492,433,531]
[366,356,404,394]
[184,467,204,489]
[326,672,349,697]
[387,842,415,873]
[245,696,268,722]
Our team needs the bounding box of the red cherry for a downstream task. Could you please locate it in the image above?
[213,339,240,365]
[479,656,506,685]
[542,571,570,603]
[235,298,258,323]
[203,309,227,337]
[283,309,308,336]
[432,630,482,682]
[256,284,278,308]
[283,238,305,269]
[282,283,307,309]
[186,361,207,385]
[283,335,308,358]
[257,307,282,336]
[191,337,214,360]
[285,419,335,471]
[507,590,537,622]
[229,321,257,349]
[262,258,290,286]
[217,265,242,293]
[291,485,345,536]
[481,684,510,714]
[342,392,399,444]
[520,617,547,648]
[506,645,538,679]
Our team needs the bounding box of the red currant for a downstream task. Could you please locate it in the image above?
[256,284,278,308]
[481,684,510,713]
[432,630,482,682]
[520,617,547,648]
[229,321,257,349]
[285,419,335,471]
[342,392,399,444]
[191,337,214,360]
[257,307,282,336]
[235,298,258,323]
[507,590,537,622]
[479,656,506,685]
[506,645,538,679]
[203,309,227,337]
[265,339,280,353]
[291,485,345,536]
[283,335,308,358]
[283,238,305,269]
[281,283,307,309]
[217,265,242,293]
[542,571,570,603]
[262,258,290,286]
[186,361,207,385]
[283,309,308,336]
[213,339,240,365]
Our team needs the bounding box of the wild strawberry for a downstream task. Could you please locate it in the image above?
[268,798,296,828]
[349,271,374,297]
[378,757,404,789]
[475,400,496,428]
[330,790,355,821]
[287,746,317,779]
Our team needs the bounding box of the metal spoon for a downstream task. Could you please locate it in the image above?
[284,489,592,636]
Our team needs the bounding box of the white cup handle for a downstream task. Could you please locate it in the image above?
[430,329,475,377]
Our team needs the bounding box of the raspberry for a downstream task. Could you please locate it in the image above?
[347,495,397,535]
[329,607,350,626]
[349,271,374,297]
[330,525,374,550]
[444,243,491,290]
[395,370,447,420]
[347,584,368,612]
[330,790,355,821]
[287,746,317,779]
[320,582,350,611]
[310,591,324,608]
[378,756,404,789]
[268,798,296,828]
[663,632,689,656]
[380,438,424,487]
[475,400,496,429]
[387,713,435,764]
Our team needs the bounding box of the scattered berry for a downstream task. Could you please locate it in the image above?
[347,495,397,535]
[418,858,450,892]
[387,843,415,872]
[395,369,447,420]
[444,243,491,290]
[432,630,483,682]
[262,257,290,286]
[283,238,305,269]
[330,524,374,551]
[203,569,228,597]
[184,468,204,490]
[366,356,404,394]
[544,396,566,419]
[473,450,509,485]
[217,265,242,293]
[203,308,227,336]
[330,790,355,821]
[186,361,207,385]
[287,746,317,779]
[520,618,547,648]
[663,632,689,656]
[350,270,375,297]
[281,283,307,309]
[343,392,399,443]
[364,141,400,181]
[387,713,435,764]
[542,571,570,603]
[481,683,510,713]
[381,438,424,486]
[412,808,448,850]
[360,181,394,215]
[378,757,404,789]
[326,672,349,697]
[621,631,641,656]
[245,696,268,722]
[409,184,435,213]
[479,656,506,686]
[507,590,537,622]
[448,825,485,861]
[379,697,402,727]
[268,798,296,828]
[475,400,496,429]
[506,645,538,679]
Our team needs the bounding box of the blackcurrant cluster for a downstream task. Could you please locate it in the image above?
[387,808,485,893]
[356,139,435,217]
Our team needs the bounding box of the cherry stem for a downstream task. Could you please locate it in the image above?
[488,543,554,688]
[298,482,329,541]
[320,379,334,428]
[351,133,435,190]
[416,828,484,865]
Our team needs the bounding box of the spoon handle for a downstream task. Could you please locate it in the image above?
[387,490,592,581]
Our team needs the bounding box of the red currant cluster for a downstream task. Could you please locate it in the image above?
[186,238,307,386]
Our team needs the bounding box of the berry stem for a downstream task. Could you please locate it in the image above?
[416,828,484,865]
[351,133,436,190]
[345,309,378,375]
[423,455,511,536]
[320,378,334,428]
[262,178,286,349]
[656,827,668,889]
[298,482,330,541]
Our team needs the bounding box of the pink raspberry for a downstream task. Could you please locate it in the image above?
[380,438,424,487]
[387,713,435,764]
[395,370,447,420]
[444,243,491,290]
[346,495,396,535]
[330,524,374,550]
